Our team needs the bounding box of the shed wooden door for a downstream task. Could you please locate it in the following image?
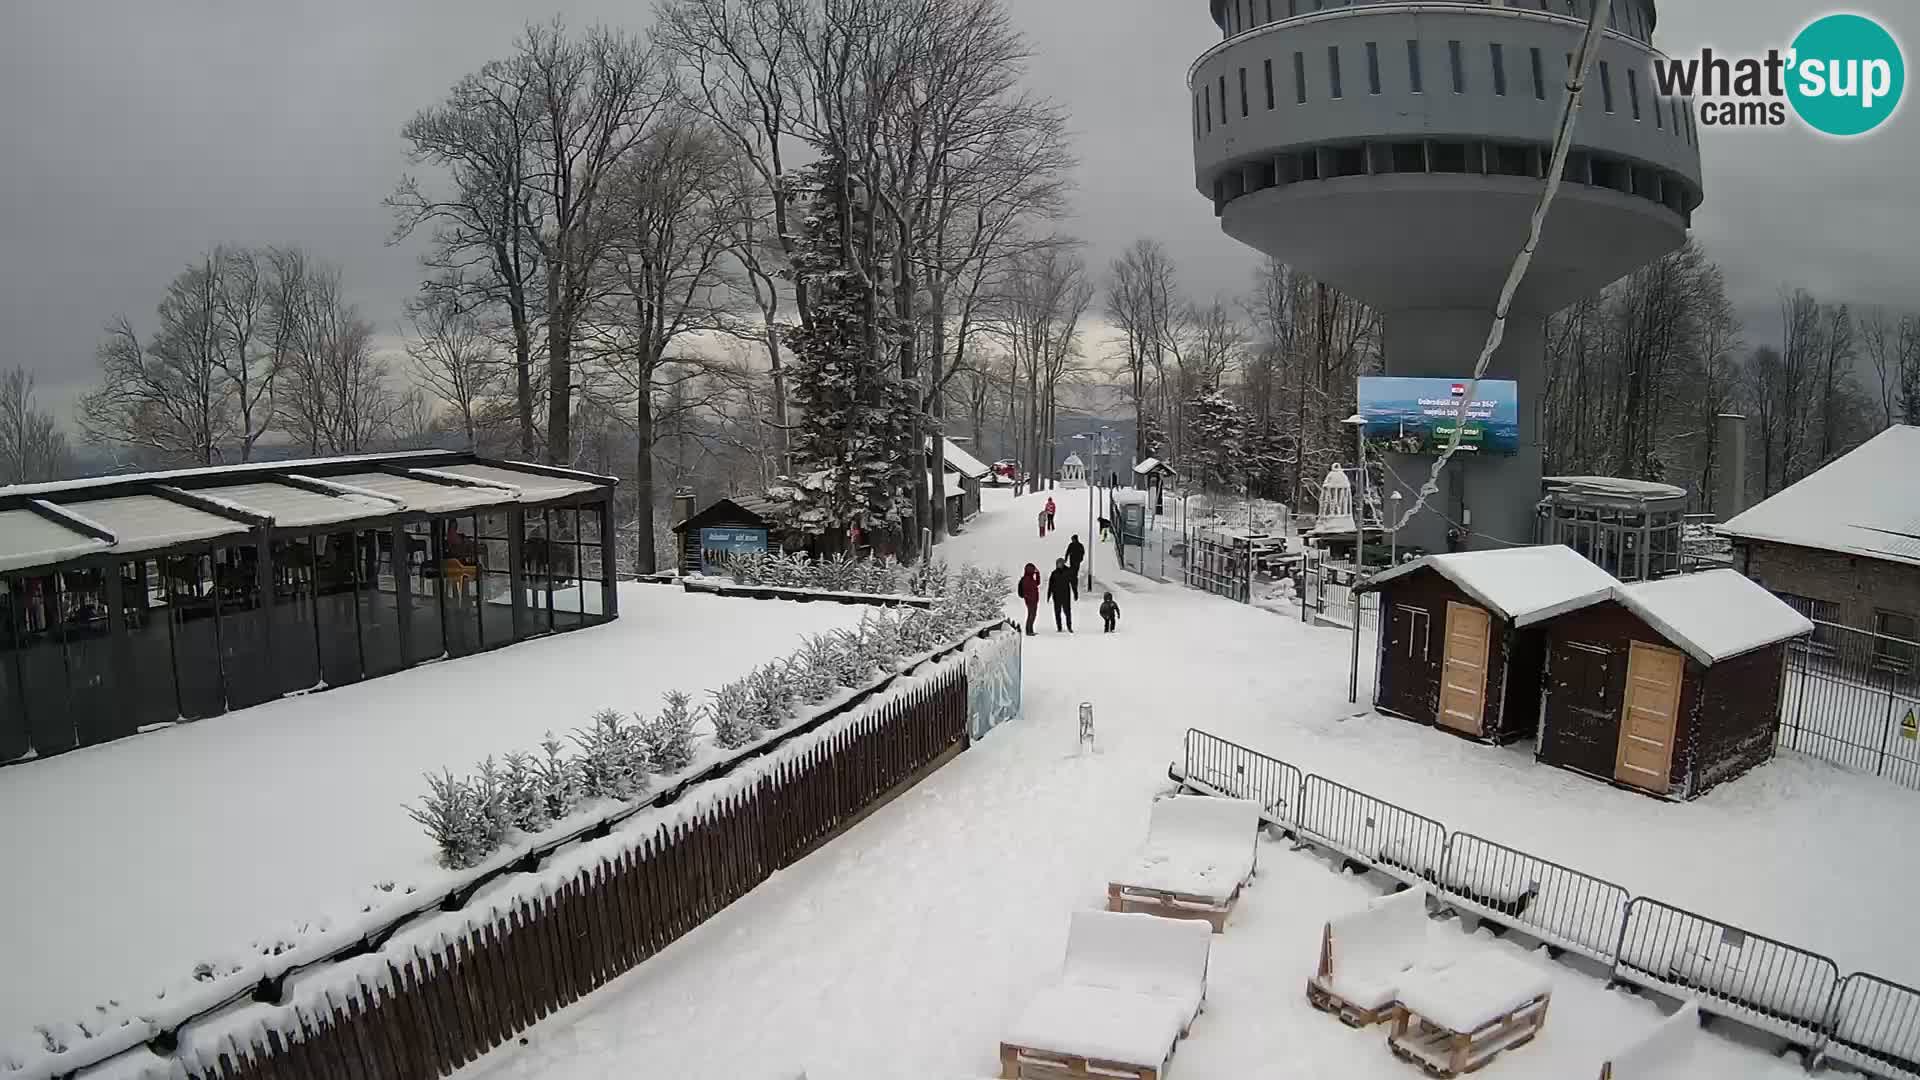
[1615,642,1685,794]
[1438,602,1492,736]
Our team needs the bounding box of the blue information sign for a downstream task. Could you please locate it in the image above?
[699,526,769,575]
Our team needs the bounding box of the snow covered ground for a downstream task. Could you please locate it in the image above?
[0,586,867,1053]
[444,487,1918,1079]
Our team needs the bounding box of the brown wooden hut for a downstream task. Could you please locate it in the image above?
[671,497,780,576]
[1362,546,1618,744]
[1534,569,1813,800]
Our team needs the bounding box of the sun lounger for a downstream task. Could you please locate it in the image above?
[1387,950,1553,1077]
[999,910,1212,1079]
[1107,794,1261,933]
[1306,886,1434,1027]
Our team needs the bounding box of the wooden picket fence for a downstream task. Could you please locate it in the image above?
[176,663,970,1079]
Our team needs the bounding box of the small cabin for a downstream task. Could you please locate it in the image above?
[1534,569,1813,800]
[1133,458,1175,514]
[671,497,779,575]
[1363,546,1618,744]
[930,437,990,523]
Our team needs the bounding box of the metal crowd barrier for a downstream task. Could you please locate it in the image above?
[1295,773,1448,888]
[1439,832,1630,965]
[1170,727,1918,1076]
[1614,897,1840,1048]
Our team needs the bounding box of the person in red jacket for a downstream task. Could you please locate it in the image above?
[1044,496,1057,533]
[1017,562,1041,636]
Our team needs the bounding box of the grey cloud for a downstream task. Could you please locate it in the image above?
[1,0,1914,424]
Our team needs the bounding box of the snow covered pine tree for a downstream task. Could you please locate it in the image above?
[777,154,914,554]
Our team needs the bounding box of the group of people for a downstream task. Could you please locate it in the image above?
[1036,496,1057,537]
[1017,531,1120,636]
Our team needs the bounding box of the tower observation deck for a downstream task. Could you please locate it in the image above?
[1190,0,1702,553]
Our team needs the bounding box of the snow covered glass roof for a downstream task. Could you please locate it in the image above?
[0,510,111,573]
[197,482,393,529]
[935,438,990,480]
[323,472,508,515]
[1614,569,1814,664]
[61,495,250,554]
[1720,425,1920,567]
[424,463,603,503]
[1368,545,1620,626]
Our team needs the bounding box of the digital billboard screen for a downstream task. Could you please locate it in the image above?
[1356,376,1520,456]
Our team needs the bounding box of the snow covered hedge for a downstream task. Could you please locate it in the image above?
[406,563,1009,869]
[720,550,906,595]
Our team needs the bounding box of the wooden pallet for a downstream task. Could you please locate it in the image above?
[1104,880,1238,933]
[1385,992,1551,1077]
[1303,923,1395,1027]
[999,1041,1165,1080]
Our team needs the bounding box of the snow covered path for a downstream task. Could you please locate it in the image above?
[0,588,866,1050]
[453,488,1893,1079]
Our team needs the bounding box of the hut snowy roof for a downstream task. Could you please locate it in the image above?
[1363,545,1619,626]
[1612,569,1813,664]
[1719,425,1920,568]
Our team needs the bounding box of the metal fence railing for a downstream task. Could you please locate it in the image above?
[1776,615,1920,790]
[1614,898,1841,1047]
[1177,729,1304,827]
[1825,974,1920,1078]
[1439,832,1629,965]
[1167,727,1916,1075]
[1295,773,1449,888]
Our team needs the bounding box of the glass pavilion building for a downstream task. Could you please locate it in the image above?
[0,452,617,762]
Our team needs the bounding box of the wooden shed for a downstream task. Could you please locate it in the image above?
[1362,546,1619,744]
[671,497,780,575]
[1535,569,1813,800]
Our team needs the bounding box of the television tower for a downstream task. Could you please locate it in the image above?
[1190,0,1702,552]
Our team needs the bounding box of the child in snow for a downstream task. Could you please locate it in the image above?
[1098,516,1112,542]
[1100,592,1120,633]
[1037,508,1048,538]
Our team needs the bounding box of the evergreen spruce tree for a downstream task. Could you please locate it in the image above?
[778,154,914,550]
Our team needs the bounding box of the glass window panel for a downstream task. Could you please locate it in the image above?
[270,538,320,697]
[214,545,272,710]
[440,516,482,657]
[403,522,445,664]
[160,554,224,720]
[16,573,73,753]
[313,532,363,688]
[549,508,583,633]
[477,512,515,647]
[119,559,179,733]
[578,505,607,625]
[520,510,555,637]
[0,579,24,761]
[357,530,404,679]
[56,566,115,745]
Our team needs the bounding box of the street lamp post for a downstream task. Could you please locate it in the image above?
[1389,491,1404,565]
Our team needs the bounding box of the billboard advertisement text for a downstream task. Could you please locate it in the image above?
[1356,376,1520,456]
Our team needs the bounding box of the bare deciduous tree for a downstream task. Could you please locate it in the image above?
[405,297,500,449]
[80,259,232,465]
[0,368,72,484]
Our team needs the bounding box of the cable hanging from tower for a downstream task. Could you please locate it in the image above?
[1383,0,1614,538]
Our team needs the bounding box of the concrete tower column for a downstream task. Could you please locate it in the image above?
[1377,308,1546,555]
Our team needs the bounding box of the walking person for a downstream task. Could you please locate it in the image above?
[1100,592,1121,633]
[1047,558,1075,633]
[1065,534,1085,600]
[1045,496,1057,533]
[1018,562,1041,636]
[1037,508,1048,538]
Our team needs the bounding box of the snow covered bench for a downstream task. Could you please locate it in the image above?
[1387,950,1553,1077]
[999,910,1212,1080]
[1106,794,1261,933]
[1597,1001,1698,1079]
[1306,886,1435,1027]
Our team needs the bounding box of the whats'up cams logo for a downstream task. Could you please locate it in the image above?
[1653,13,1905,137]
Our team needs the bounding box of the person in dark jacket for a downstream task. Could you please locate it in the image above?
[1047,558,1075,632]
[1065,535,1086,599]
[1017,563,1041,636]
[1100,592,1120,633]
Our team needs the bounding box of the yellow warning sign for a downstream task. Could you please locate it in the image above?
[1902,709,1918,741]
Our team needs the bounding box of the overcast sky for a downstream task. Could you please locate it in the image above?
[2,0,1916,426]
